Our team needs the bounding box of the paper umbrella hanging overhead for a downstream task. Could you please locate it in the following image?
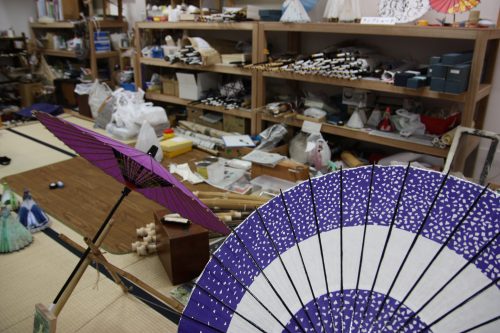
[430,0,480,14]
[178,165,499,332]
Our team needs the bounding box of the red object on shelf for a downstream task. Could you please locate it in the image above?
[420,113,461,135]
[430,0,480,14]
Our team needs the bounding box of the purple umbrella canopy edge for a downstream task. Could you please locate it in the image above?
[35,112,230,235]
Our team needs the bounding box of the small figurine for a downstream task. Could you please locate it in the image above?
[18,189,50,233]
[378,106,394,132]
[0,206,33,253]
[1,182,19,211]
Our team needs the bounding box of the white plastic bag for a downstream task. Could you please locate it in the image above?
[135,121,163,162]
[135,103,169,127]
[88,80,112,118]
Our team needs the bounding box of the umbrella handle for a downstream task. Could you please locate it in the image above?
[50,187,131,316]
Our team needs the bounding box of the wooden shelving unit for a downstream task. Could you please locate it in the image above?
[135,21,259,133]
[134,21,499,158]
[30,1,127,83]
[254,22,500,158]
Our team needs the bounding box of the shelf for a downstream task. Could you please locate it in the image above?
[41,49,78,58]
[30,21,79,29]
[260,22,497,40]
[95,51,120,59]
[476,84,492,102]
[146,92,253,118]
[136,21,257,31]
[140,57,251,76]
[0,36,25,41]
[262,71,467,102]
[91,20,127,29]
[260,113,449,158]
[145,92,190,106]
[187,103,253,119]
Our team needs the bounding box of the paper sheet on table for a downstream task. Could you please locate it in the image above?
[203,166,251,194]
[242,150,285,167]
[222,135,255,148]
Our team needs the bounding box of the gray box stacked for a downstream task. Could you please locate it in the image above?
[429,51,472,94]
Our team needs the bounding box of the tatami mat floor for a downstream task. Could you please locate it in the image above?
[0,116,178,332]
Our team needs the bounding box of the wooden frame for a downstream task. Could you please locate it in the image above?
[133,21,500,157]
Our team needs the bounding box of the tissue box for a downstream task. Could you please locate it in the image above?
[176,72,219,100]
[160,137,193,158]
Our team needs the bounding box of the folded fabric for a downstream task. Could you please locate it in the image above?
[17,103,63,118]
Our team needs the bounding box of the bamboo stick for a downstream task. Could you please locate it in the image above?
[201,198,264,210]
[195,191,268,203]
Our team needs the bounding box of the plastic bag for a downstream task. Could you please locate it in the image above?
[134,103,169,127]
[94,96,115,129]
[88,80,112,118]
[307,136,331,173]
[105,122,139,141]
[135,121,163,162]
[289,132,309,163]
[255,124,287,151]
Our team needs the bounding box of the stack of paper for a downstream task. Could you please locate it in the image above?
[242,150,285,167]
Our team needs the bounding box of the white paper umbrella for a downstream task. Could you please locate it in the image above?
[178,165,499,332]
[379,0,430,23]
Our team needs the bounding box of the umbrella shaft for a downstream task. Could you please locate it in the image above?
[51,187,131,314]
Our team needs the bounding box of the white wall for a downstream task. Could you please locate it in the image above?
[0,0,36,37]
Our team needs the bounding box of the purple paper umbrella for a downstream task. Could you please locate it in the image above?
[34,112,229,316]
[179,165,499,333]
[35,112,228,235]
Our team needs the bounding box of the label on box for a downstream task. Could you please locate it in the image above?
[450,69,460,74]
[360,17,396,25]
[301,120,322,134]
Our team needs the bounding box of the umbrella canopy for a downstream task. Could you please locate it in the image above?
[35,112,229,235]
[179,165,499,332]
[430,0,480,14]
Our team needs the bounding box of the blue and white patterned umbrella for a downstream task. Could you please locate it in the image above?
[178,165,499,332]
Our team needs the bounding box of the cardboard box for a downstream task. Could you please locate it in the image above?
[430,77,446,92]
[220,144,288,159]
[441,52,473,65]
[447,63,471,82]
[176,72,219,100]
[154,210,209,285]
[251,158,309,182]
[223,114,249,133]
[187,108,223,130]
[161,76,178,96]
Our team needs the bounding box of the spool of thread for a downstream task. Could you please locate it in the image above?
[146,223,155,229]
[136,244,148,256]
[417,19,428,26]
[146,227,156,236]
[136,227,147,237]
[341,151,364,168]
[147,244,157,253]
[143,235,156,243]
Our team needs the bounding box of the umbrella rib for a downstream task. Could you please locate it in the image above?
[308,178,337,332]
[458,315,500,333]
[339,167,345,333]
[361,164,411,329]
[229,226,309,333]
[279,190,332,332]
[374,170,451,331]
[348,164,376,333]
[395,231,500,333]
[415,278,500,333]
[180,313,225,333]
[194,281,267,333]
[383,184,490,331]
[363,162,410,332]
[211,254,293,333]
[255,208,324,333]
